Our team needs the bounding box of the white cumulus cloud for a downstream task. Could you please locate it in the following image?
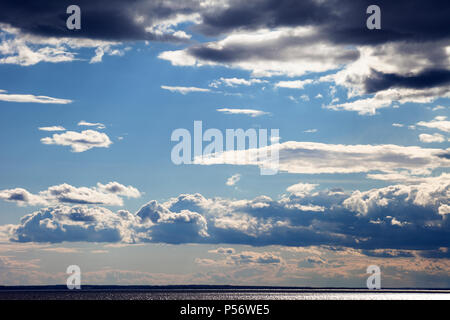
[41,130,112,152]
[419,133,446,143]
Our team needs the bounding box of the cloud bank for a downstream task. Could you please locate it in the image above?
[2,175,448,257]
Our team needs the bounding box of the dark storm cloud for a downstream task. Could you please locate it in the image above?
[198,0,450,45]
[2,0,449,43]
[155,0,450,95]
[197,0,336,35]
[365,69,450,93]
[0,0,198,41]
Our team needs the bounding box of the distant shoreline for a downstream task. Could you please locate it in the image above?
[1,285,449,293]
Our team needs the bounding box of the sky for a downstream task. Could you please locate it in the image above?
[0,0,449,288]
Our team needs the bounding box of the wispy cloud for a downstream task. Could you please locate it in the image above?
[161,85,211,94]
[431,105,446,111]
[275,79,314,89]
[38,126,66,132]
[217,108,269,117]
[0,89,72,104]
[210,77,267,88]
[78,120,106,129]
[195,141,450,176]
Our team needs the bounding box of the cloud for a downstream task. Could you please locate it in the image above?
[3,245,449,287]
[0,188,48,206]
[195,141,450,175]
[419,133,446,143]
[41,130,112,152]
[297,256,327,268]
[366,171,440,184]
[3,0,447,114]
[392,123,404,128]
[38,126,66,132]
[159,27,359,77]
[196,0,450,46]
[0,4,192,66]
[161,85,211,94]
[3,173,449,253]
[417,116,450,133]
[2,0,448,48]
[96,182,142,198]
[209,77,267,88]
[303,129,318,133]
[157,0,450,112]
[0,0,210,65]
[135,200,209,243]
[0,255,40,271]
[0,24,124,66]
[0,1,201,42]
[432,105,446,111]
[199,245,450,287]
[300,94,309,101]
[89,45,130,64]
[40,247,81,254]
[226,174,241,186]
[364,69,450,93]
[0,182,141,207]
[9,205,138,243]
[322,40,450,114]
[286,182,318,197]
[217,108,269,117]
[360,249,415,259]
[439,205,450,216]
[78,120,106,129]
[0,89,72,104]
[275,79,314,89]
[287,94,310,103]
[325,86,450,115]
[208,247,236,255]
[229,251,283,265]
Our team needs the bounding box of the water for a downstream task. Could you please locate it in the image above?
[1,289,449,300]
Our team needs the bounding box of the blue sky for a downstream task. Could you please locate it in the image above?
[0,0,449,287]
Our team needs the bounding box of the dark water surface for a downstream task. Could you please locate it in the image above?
[1,288,449,300]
